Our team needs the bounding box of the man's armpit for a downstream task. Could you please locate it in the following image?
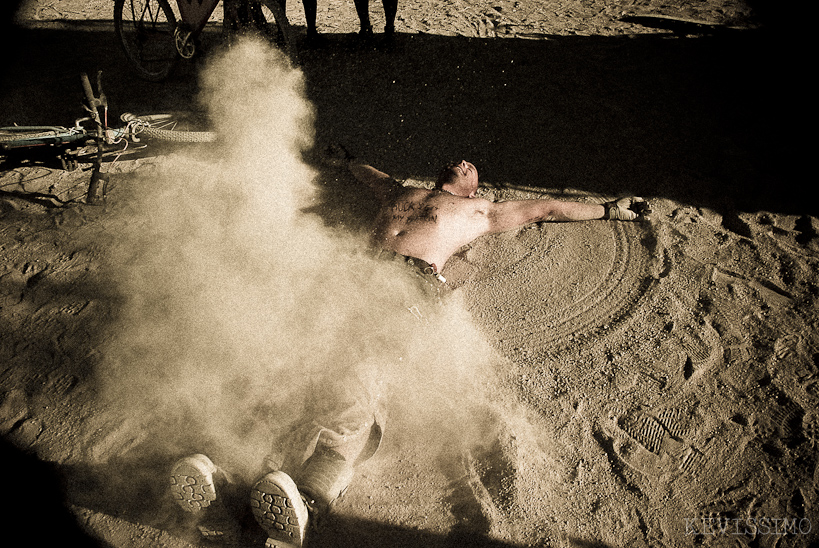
[373,177,405,201]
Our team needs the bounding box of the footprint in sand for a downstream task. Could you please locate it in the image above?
[770,333,819,408]
[677,446,708,477]
[5,417,43,448]
[753,385,804,445]
[47,372,78,397]
[774,334,802,361]
[692,492,759,539]
[678,319,722,371]
[802,413,819,448]
[710,266,794,309]
[0,388,29,435]
[609,404,711,479]
[618,414,668,455]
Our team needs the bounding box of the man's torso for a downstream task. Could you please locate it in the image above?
[372,187,491,270]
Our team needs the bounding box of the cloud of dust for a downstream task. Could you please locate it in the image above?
[102,39,502,477]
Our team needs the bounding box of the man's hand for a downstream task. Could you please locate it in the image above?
[603,197,651,221]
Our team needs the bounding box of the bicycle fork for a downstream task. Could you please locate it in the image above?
[81,71,109,204]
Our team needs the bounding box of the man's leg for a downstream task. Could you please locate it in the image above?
[291,402,382,513]
[252,369,383,545]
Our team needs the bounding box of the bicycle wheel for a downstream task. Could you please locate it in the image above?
[121,113,218,143]
[115,0,178,81]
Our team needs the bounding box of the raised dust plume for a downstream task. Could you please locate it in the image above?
[100,39,503,477]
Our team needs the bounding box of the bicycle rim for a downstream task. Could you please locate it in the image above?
[115,0,178,81]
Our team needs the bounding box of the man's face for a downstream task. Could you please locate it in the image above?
[441,160,479,196]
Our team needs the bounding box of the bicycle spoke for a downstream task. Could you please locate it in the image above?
[115,0,178,80]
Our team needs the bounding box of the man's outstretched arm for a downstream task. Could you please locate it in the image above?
[347,161,406,203]
[486,197,647,234]
[322,144,403,203]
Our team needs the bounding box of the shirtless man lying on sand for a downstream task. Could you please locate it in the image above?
[328,145,650,282]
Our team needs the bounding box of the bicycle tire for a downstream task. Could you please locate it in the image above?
[114,0,178,82]
[0,129,62,143]
[141,126,217,143]
[122,113,217,143]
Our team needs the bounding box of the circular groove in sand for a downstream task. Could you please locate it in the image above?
[471,220,654,351]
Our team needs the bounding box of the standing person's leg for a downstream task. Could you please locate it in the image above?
[353,0,373,36]
[302,0,320,41]
[382,0,397,34]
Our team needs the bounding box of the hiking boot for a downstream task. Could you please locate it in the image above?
[170,453,219,513]
[169,454,240,542]
[293,446,355,515]
[250,470,309,548]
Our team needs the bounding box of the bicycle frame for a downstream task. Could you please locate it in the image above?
[0,123,137,153]
[0,125,90,151]
[3,72,217,202]
[175,0,221,34]
[115,0,296,81]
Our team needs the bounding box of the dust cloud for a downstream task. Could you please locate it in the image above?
[100,39,503,477]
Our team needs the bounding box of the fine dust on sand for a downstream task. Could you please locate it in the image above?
[2,2,819,548]
[98,39,506,481]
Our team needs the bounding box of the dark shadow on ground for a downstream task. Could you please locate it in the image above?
[3,19,803,220]
[60,450,537,548]
[310,514,537,547]
[299,28,799,220]
[0,437,110,547]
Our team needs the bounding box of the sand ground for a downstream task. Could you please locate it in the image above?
[2,1,816,547]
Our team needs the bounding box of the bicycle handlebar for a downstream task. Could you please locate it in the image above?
[80,73,95,109]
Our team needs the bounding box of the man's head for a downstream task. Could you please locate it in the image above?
[436,160,479,197]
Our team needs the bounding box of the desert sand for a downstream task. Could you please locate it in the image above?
[1,1,816,547]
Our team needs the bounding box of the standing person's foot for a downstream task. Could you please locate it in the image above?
[358,23,374,43]
[303,28,328,48]
[250,471,310,548]
[380,24,397,50]
[169,454,240,542]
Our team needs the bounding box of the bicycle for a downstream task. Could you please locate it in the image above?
[115,0,297,81]
[1,72,216,203]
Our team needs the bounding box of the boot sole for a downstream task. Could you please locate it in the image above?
[250,471,308,548]
[169,453,218,512]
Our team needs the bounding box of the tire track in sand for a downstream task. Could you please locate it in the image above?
[458,209,660,356]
